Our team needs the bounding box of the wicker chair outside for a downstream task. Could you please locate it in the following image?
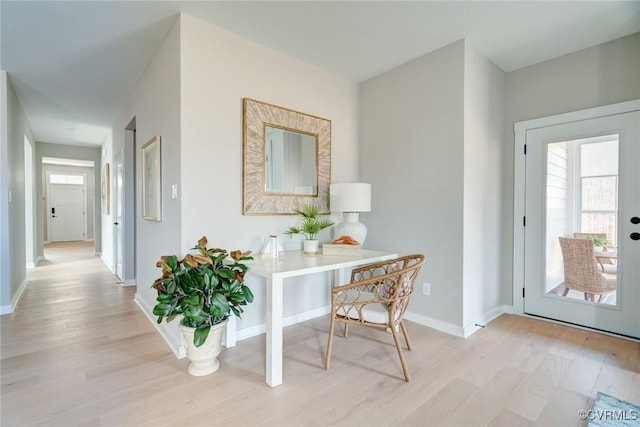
[324,254,425,382]
[573,232,615,272]
[559,237,616,302]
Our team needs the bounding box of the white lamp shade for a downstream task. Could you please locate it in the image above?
[330,183,371,212]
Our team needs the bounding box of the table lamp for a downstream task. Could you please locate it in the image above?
[330,183,371,245]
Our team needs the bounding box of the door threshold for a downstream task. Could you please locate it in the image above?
[522,312,640,342]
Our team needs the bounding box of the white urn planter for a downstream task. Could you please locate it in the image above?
[303,239,319,254]
[179,319,227,376]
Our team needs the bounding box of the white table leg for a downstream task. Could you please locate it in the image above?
[266,276,283,387]
[223,315,236,348]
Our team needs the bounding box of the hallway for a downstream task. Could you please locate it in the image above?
[1,243,639,426]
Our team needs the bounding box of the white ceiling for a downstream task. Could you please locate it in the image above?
[2,1,639,147]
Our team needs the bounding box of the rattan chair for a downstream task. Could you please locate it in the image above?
[559,237,616,302]
[573,233,615,273]
[324,254,425,382]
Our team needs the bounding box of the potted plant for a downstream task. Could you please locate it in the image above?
[584,235,610,251]
[285,204,334,254]
[152,236,254,376]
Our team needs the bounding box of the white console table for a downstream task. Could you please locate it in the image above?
[226,249,397,388]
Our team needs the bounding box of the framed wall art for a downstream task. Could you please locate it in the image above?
[142,135,161,221]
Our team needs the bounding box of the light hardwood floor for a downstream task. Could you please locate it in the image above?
[1,243,639,426]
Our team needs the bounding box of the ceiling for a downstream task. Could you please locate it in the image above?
[2,1,639,147]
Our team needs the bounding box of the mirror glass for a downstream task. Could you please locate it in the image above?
[265,126,317,195]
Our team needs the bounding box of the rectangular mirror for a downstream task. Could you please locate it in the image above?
[243,98,331,215]
[265,125,317,196]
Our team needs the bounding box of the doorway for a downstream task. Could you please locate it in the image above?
[514,100,640,338]
[47,173,87,242]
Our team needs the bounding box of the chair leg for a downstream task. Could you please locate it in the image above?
[390,325,410,382]
[325,316,336,370]
[562,287,570,296]
[598,294,604,303]
[344,323,349,338]
[399,320,412,351]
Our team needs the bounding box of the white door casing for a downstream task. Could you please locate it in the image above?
[114,158,124,280]
[514,100,640,339]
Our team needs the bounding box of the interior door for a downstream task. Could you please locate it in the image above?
[49,184,85,242]
[523,111,640,338]
[114,158,124,280]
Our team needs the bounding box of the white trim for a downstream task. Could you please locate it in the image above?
[100,254,111,270]
[35,256,44,266]
[119,279,136,287]
[134,293,186,359]
[462,306,508,338]
[0,279,29,314]
[404,311,465,338]
[512,99,640,315]
[46,171,88,242]
[236,305,331,341]
[26,262,35,269]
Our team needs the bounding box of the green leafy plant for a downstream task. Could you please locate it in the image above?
[284,204,335,240]
[152,236,254,347]
[584,235,610,247]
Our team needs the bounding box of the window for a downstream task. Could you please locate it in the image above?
[578,138,618,245]
[50,173,84,185]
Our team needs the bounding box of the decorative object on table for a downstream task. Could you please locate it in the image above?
[330,183,371,245]
[588,392,640,427]
[322,235,362,256]
[573,232,615,271]
[260,234,284,259]
[151,236,254,376]
[325,254,425,382]
[142,135,162,221]
[101,163,110,215]
[243,98,331,215]
[284,204,334,254]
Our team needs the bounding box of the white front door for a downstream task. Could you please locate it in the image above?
[49,184,85,242]
[114,159,124,280]
[523,110,640,338]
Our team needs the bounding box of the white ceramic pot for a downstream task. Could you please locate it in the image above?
[179,319,227,376]
[303,239,319,254]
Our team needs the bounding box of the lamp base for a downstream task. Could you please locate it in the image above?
[333,212,367,245]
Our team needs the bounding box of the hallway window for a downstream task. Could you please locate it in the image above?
[49,174,84,185]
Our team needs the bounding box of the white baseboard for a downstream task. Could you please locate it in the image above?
[236,305,330,341]
[134,293,186,359]
[119,279,136,287]
[0,279,29,315]
[26,262,36,269]
[35,256,44,266]
[405,305,510,339]
[462,305,508,338]
[404,311,465,338]
[100,254,112,271]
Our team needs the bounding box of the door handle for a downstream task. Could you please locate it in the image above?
[631,217,640,225]
[631,232,640,241]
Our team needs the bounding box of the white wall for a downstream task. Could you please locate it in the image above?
[179,14,360,335]
[0,71,10,311]
[462,43,505,330]
[503,32,640,305]
[107,16,183,347]
[1,72,36,313]
[360,41,466,328]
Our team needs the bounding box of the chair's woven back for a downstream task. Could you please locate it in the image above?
[559,237,613,294]
[351,254,425,323]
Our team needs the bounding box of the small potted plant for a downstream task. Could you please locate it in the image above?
[285,204,334,254]
[152,236,254,376]
[584,235,610,251]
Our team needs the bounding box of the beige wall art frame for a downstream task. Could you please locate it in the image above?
[142,135,162,221]
[243,98,331,215]
[101,163,110,215]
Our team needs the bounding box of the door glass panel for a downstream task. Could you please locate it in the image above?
[545,136,619,306]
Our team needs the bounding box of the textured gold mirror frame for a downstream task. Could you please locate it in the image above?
[243,98,331,215]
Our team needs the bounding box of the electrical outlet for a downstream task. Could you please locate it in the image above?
[423,282,431,296]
